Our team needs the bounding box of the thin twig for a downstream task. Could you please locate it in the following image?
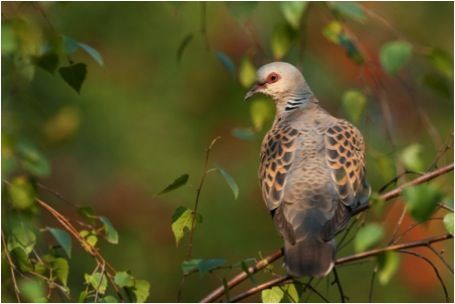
[229,276,291,303]
[438,202,454,212]
[378,170,419,194]
[332,267,346,302]
[399,250,451,302]
[200,164,454,302]
[426,244,454,274]
[2,230,21,303]
[368,267,378,303]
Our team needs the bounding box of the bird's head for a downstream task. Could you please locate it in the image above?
[244,62,308,102]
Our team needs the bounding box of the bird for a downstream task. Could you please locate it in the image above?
[244,62,370,278]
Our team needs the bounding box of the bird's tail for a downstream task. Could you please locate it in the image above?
[284,237,335,278]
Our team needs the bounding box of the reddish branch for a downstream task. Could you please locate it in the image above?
[200,163,454,303]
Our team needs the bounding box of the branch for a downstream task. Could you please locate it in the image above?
[226,234,453,302]
[200,163,454,302]
[2,231,21,302]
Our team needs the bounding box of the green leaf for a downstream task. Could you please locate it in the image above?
[84,272,108,294]
[52,258,70,286]
[132,280,150,303]
[342,90,366,123]
[100,216,119,244]
[48,227,72,258]
[280,2,308,29]
[371,151,396,183]
[231,128,257,141]
[63,36,79,54]
[377,251,400,285]
[11,247,33,272]
[101,295,118,303]
[282,283,301,302]
[400,144,425,172]
[403,184,443,222]
[380,41,412,75]
[8,225,37,254]
[354,223,384,252]
[2,24,18,55]
[239,56,256,88]
[181,258,226,277]
[86,235,98,247]
[330,2,366,22]
[7,176,36,210]
[78,206,96,224]
[261,286,284,303]
[59,62,87,93]
[215,51,236,79]
[157,174,189,195]
[443,213,454,234]
[78,42,104,66]
[217,167,239,200]
[114,271,135,288]
[250,97,274,131]
[177,33,194,64]
[371,192,386,216]
[322,21,343,44]
[171,206,202,246]
[19,278,46,303]
[271,23,297,60]
[78,290,88,303]
[17,141,51,177]
[426,48,453,79]
[226,2,257,24]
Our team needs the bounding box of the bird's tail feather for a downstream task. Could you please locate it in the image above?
[284,237,334,278]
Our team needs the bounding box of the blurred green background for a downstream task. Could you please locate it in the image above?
[2,1,453,302]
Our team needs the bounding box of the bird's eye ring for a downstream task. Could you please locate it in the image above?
[267,72,280,84]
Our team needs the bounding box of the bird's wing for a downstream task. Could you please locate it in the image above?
[259,124,300,212]
[323,119,370,238]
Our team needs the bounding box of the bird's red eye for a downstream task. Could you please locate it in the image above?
[267,72,280,84]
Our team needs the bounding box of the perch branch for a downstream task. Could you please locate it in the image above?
[200,163,453,302]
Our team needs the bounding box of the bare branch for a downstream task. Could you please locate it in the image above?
[2,230,21,303]
[332,267,347,302]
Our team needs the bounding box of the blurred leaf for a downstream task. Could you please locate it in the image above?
[261,286,284,303]
[380,41,412,75]
[239,56,256,88]
[8,225,36,254]
[443,213,454,234]
[426,48,453,79]
[7,176,36,210]
[422,73,451,99]
[215,51,236,79]
[52,257,70,286]
[371,151,396,182]
[231,128,257,141]
[59,62,87,93]
[101,296,118,303]
[35,52,59,74]
[2,24,18,55]
[322,21,343,44]
[48,227,72,258]
[11,247,33,272]
[43,105,81,143]
[19,278,46,303]
[377,251,400,285]
[240,260,256,283]
[271,23,297,60]
[177,33,194,63]
[182,258,226,277]
[78,42,104,66]
[79,290,89,302]
[63,36,79,54]
[280,2,308,29]
[250,98,274,131]
[226,2,257,24]
[282,283,301,302]
[339,35,364,64]
[114,271,135,287]
[132,280,150,303]
[100,216,119,244]
[17,141,51,177]
[404,184,443,222]
[354,223,384,252]
[400,144,425,172]
[157,174,189,195]
[217,167,239,200]
[84,272,108,294]
[330,2,366,22]
[342,90,366,123]
[171,206,202,246]
[370,192,386,216]
[86,235,98,247]
[78,206,96,223]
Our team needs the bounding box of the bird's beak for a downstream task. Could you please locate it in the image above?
[244,84,260,101]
